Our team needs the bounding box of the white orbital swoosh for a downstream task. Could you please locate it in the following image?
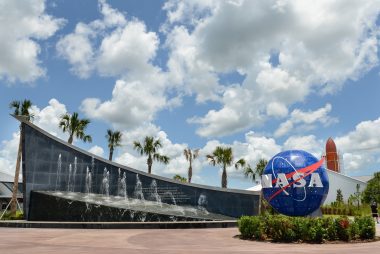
[271,156,307,202]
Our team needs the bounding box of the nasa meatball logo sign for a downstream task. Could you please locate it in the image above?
[262,150,329,216]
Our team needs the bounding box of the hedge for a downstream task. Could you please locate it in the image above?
[238,215,376,243]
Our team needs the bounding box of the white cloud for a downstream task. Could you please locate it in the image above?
[274,103,338,137]
[81,80,168,129]
[58,0,174,129]
[30,98,69,139]
[283,135,323,157]
[0,133,20,176]
[162,0,216,28]
[165,25,222,103]
[164,0,380,137]
[57,0,160,79]
[56,23,95,78]
[88,145,104,157]
[97,21,159,77]
[0,0,64,83]
[188,85,262,137]
[336,118,380,152]
[335,117,380,172]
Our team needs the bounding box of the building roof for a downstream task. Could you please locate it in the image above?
[0,182,23,199]
[246,184,262,192]
[0,170,14,182]
[352,175,373,183]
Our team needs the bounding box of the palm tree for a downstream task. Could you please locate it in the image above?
[173,174,187,183]
[59,112,92,144]
[243,159,268,215]
[244,159,268,183]
[105,129,122,161]
[133,136,170,174]
[9,99,34,215]
[183,148,199,183]
[206,146,248,188]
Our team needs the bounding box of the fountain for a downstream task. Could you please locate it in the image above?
[85,166,92,196]
[149,180,162,205]
[117,168,121,196]
[120,172,127,199]
[55,154,62,191]
[133,174,144,201]
[91,156,95,171]
[71,157,77,192]
[162,191,177,206]
[67,164,72,192]
[101,168,110,198]
[198,194,208,213]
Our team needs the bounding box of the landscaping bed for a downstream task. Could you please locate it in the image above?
[238,215,377,243]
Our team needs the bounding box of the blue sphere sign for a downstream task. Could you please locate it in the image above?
[262,150,329,216]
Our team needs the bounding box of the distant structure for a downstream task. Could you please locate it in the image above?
[325,137,340,173]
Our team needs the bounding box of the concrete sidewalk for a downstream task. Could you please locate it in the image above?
[0,227,379,254]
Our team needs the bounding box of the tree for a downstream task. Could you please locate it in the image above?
[9,99,34,215]
[206,146,249,188]
[350,184,362,209]
[183,148,199,183]
[105,129,122,161]
[173,174,187,183]
[336,189,344,204]
[59,112,92,144]
[363,172,380,204]
[242,159,268,214]
[244,159,268,183]
[133,136,170,174]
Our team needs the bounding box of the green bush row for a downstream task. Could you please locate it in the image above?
[238,215,376,243]
[321,204,371,216]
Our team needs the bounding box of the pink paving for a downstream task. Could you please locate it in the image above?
[0,225,379,254]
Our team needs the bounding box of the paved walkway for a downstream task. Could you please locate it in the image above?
[0,225,379,254]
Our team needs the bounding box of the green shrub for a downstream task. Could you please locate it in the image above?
[266,215,296,242]
[323,217,337,241]
[293,217,310,241]
[238,216,266,240]
[349,220,360,240]
[0,211,24,220]
[355,216,376,240]
[310,218,327,243]
[238,214,375,243]
[238,216,255,239]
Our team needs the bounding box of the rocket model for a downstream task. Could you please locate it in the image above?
[325,137,340,172]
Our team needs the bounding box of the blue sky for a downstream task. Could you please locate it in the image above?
[1,0,380,189]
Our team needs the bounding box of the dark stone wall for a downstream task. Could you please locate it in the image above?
[21,119,259,221]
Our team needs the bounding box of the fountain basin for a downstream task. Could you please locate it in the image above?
[29,191,235,222]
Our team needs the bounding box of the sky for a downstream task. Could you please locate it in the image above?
[1,0,380,190]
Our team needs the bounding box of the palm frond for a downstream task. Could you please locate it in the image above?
[133,141,144,155]
[235,158,246,170]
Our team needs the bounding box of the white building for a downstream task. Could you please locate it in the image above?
[247,169,368,205]
[323,169,367,204]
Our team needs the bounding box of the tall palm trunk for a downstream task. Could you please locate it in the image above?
[188,159,192,183]
[10,126,22,215]
[109,147,114,161]
[68,134,73,144]
[221,165,227,188]
[147,154,152,174]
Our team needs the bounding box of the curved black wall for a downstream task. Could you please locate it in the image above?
[20,118,259,221]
